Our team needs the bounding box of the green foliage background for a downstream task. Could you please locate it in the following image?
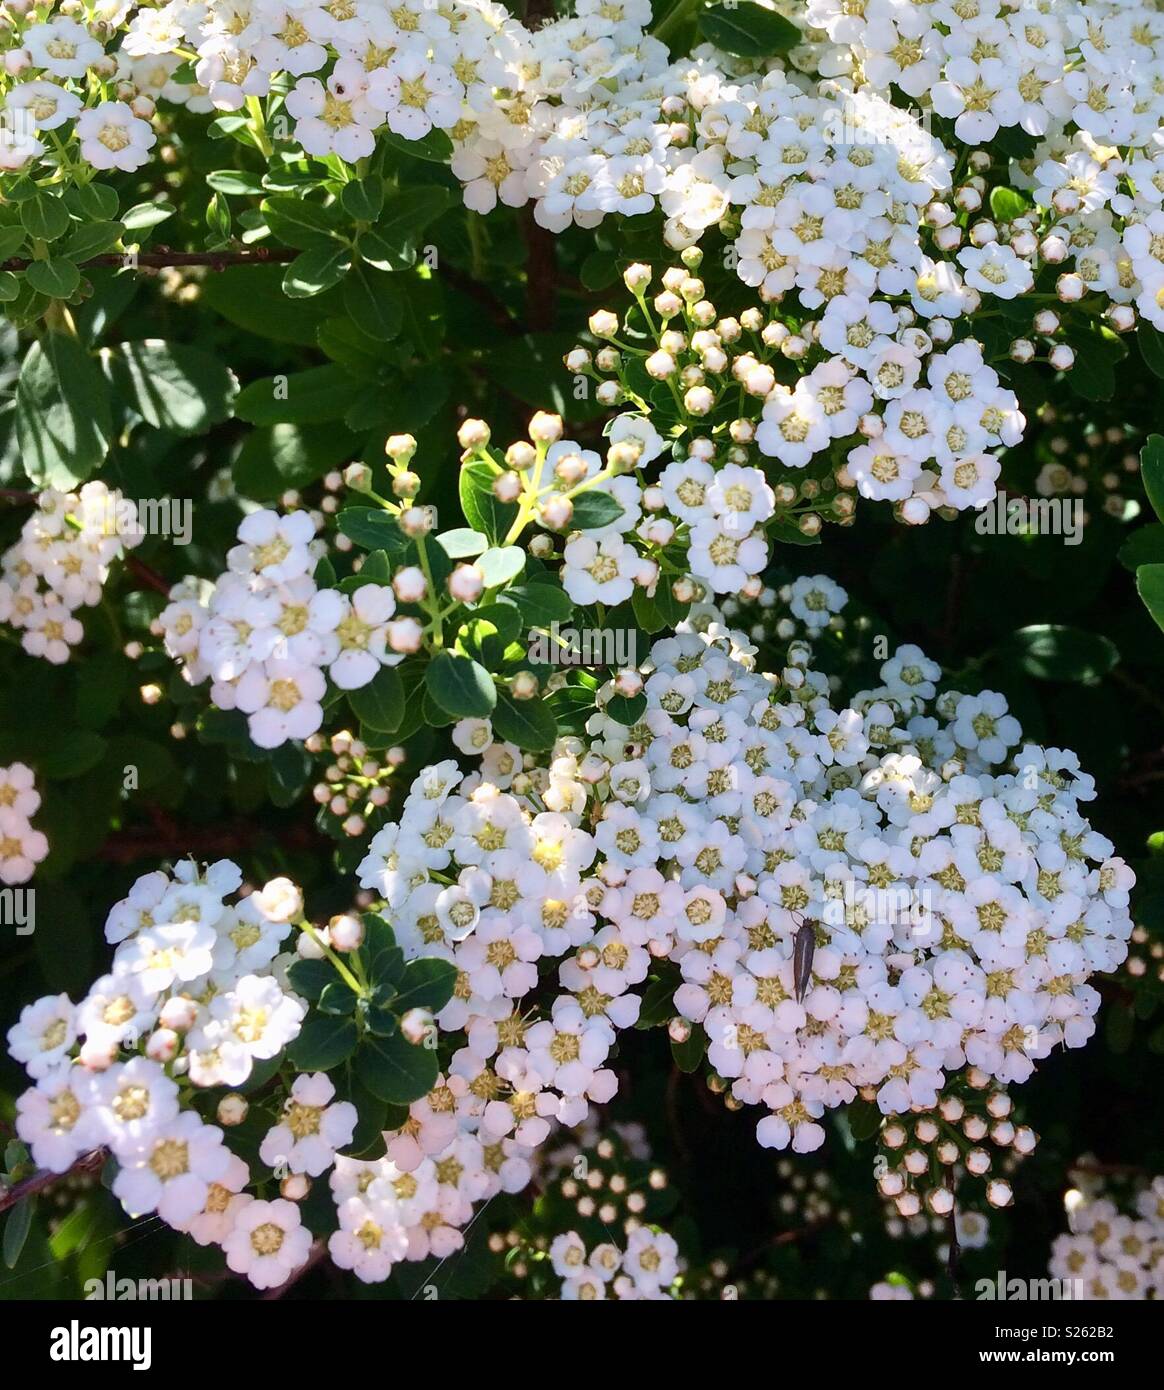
[1,0,1163,1299]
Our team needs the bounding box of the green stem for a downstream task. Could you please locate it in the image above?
[297,920,364,995]
[246,96,274,159]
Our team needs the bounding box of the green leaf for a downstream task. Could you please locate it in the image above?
[62,220,125,261]
[1138,324,1164,381]
[318,979,359,1016]
[571,491,625,530]
[109,340,237,435]
[476,546,525,589]
[201,264,337,345]
[337,507,408,553]
[636,972,679,1029]
[1140,435,1164,523]
[16,334,112,488]
[357,1030,439,1105]
[348,666,405,733]
[392,957,458,1014]
[988,187,1028,222]
[234,421,359,499]
[266,740,312,808]
[671,1022,707,1074]
[260,195,346,249]
[1002,624,1119,683]
[1136,563,1164,634]
[122,200,175,233]
[499,579,575,625]
[459,461,518,544]
[3,1199,34,1270]
[65,183,119,221]
[1118,523,1164,571]
[380,128,453,164]
[288,1013,359,1070]
[846,1097,882,1142]
[606,691,646,725]
[697,2,800,58]
[35,730,108,780]
[25,257,79,299]
[282,243,351,298]
[425,650,497,718]
[235,365,360,425]
[343,261,403,341]
[0,271,18,302]
[286,958,336,1002]
[363,914,405,987]
[20,193,70,242]
[1063,326,1124,402]
[376,186,450,250]
[0,226,25,260]
[632,586,668,636]
[768,517,822,545]
[491,689,557,750]
[206,169,266,196]
[340,175,385,223]
[437,528,488,558]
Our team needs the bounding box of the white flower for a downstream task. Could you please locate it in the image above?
[25,19,103,79]
[562,534,638,606]
[113,1112,232,1225]
[15,1065,95,1172]
[7,994,77,1079]
[958,243,1034,301]
[76,102,156,172]
[223,1198,314,1290]
[259,1072,357,1177]
[327,585,401,690]
[235,658,327,748]
[367,51,462,140]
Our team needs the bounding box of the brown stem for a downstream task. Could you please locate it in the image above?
[520,208,556,333]
[126,555,173,596]
[100,808,326,865]
[0,247,298,272]
[0,1149,105,1215]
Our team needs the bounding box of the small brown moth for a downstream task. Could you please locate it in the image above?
[792,914,816,1005]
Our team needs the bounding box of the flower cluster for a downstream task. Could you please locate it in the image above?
[8,0,1164,367]
[1050,1178,1164,1299]
[357,749,628,1151]
[0,762,48,885]
[358,579,1133,1162]
[6,861,316,1284]
[874,1077,1034,1214]
[0,484,142,665]
[156,508,413,749]
[495,1118,702,1299]
[581,586,1134,1153]
[545,1226,679,1300]
[577,249,1027,546]
[5,856,525,1291]
[812,0,1164,335]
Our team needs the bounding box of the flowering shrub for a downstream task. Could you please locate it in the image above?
[0,0,1162,1310]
